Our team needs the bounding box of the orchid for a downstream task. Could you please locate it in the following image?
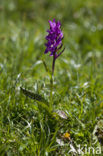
[45,19,65,75]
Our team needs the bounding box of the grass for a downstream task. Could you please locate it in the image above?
[0,0,103,155]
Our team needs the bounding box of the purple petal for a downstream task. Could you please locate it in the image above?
[44,19,64,56]
[50,52,53,56]
[45,48,49,54]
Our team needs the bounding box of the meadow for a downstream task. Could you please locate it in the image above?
[0,0,103,155]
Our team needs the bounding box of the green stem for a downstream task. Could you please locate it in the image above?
[52,54,56,77]
[50,53,56,109]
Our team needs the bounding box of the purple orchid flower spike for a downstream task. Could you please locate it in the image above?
[45,19,65,75]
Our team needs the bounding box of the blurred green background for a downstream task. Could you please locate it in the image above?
[0,0,103,91]
[1,0,103,81]
[0,0,103,155]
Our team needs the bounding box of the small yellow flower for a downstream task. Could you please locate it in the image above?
[63,132,70,139]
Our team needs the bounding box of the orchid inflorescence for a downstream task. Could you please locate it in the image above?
[44,19,65,75]
[45,19,64,58]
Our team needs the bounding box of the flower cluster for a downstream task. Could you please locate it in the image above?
[45,19,64,59]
